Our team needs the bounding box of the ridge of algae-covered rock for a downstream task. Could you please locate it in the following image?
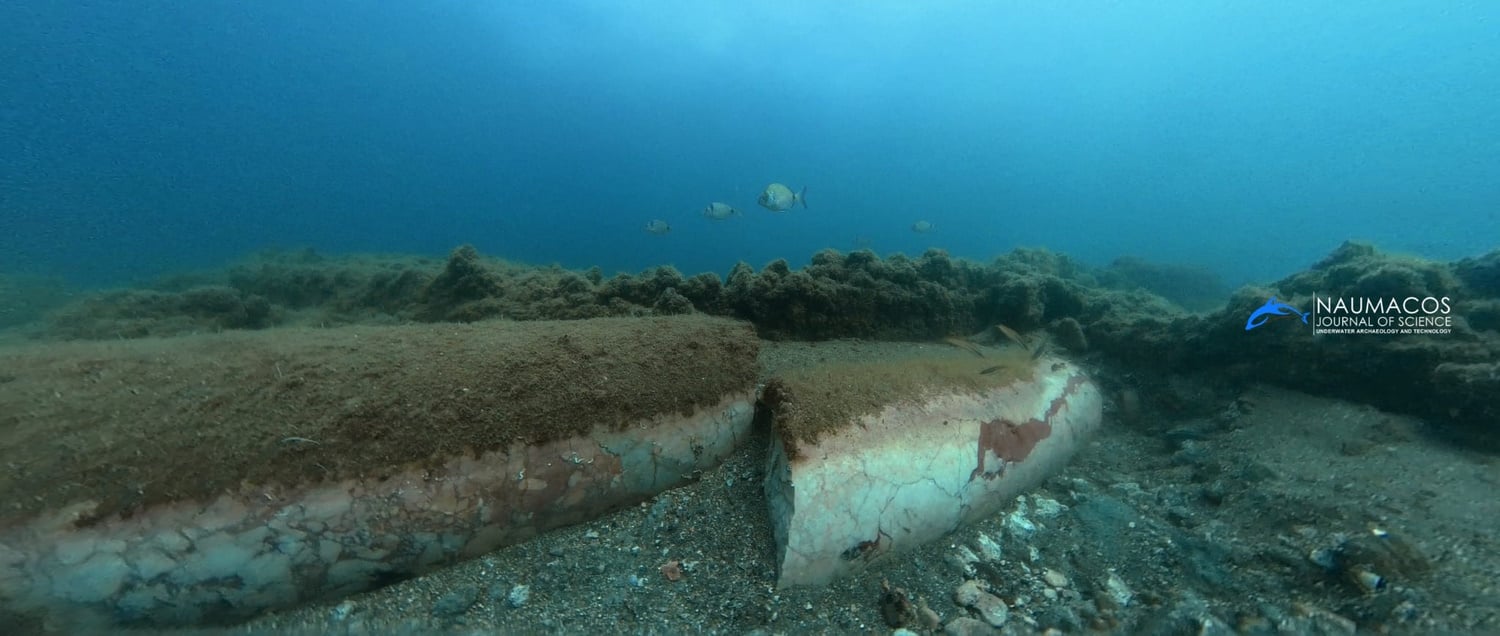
[34,245,1119,345]
[421,245,506,321]
[1453,250,1500,332]
[1097,255,1229,312]
[44,286,278,339]
[1455,251,1500,294]
[0,273,73,330]
[1119,241,1500,438]
[37,250,443,339]
[20,240,1500,440]
[719,248,1100,340]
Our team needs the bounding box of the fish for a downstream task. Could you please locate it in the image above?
[995,324,1029,351]
[943,336,984,357]
[1030,342,1049,360]
[644,219,671,235]
[1245,296,1310,330]
[701,202,741,221]
[979,364,1005,375]
[757,183,807,212]
[911,220,934,233]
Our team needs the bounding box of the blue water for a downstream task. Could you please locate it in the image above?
[2,1,1496,289]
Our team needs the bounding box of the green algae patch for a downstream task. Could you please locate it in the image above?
[761,345,1035,459]
[0,315,759,525]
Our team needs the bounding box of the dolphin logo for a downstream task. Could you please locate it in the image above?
[1245,296,1311,331]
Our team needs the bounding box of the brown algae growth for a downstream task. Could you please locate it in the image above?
[762,346,1035,459]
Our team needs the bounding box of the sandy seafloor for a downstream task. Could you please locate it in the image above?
[48,340,1500,634]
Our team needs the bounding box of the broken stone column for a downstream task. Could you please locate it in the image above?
[0,316,760,630]
[761,351,1102,587]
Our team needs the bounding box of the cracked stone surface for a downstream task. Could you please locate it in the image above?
[0,394,754,629]
[765,358,1101,587]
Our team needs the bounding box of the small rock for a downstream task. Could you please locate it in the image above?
[583,530,600,540]
[972,534,1003,562]
[954,580,984,606]
[1389,600,1420,624]
[1235,612,1276,636]
[947,545,980,576]
[548,546,565,557]
[943,616,997,636]
[1038,604,1084,632]
[1201,480,1228,506]
[330,600,356,621]
[506,584,530,608]
[1165,424,1214,444]
[954,544,981,565]
[1308,547,1338,570]
[1200,614,1236,635]
[431,585,479,618]
[1004,510,1037,540]
[1293,603,1357,635]
[660,560,683,582]
[953,580,1008,627]
[1042,569,1069,588]
[1338,528,1431,580]
[1031,495,1066,518]
[1139,591,1226,635]
[1170,442,1211,467]
[649,496,673,518]
[917,597,943,631]
[1165,505,1197,527]
[1102,572,1133,608]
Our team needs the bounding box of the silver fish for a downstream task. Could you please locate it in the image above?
[911,220,934,233]
[644,219,671,235]
[701,202,741,220]
[757,183,807,212]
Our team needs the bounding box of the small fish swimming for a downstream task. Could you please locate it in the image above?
[644,219,671,235]
[757,183,807,212]
[995,323,1028,351]
[701,202,741,221]
[943,336,984,357]
[911,220,934,233]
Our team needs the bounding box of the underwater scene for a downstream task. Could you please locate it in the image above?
[1,1,1498,635]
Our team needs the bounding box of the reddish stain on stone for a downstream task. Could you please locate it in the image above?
[970,374,1088,481]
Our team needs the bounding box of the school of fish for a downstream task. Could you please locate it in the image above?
[644,182,935,240]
